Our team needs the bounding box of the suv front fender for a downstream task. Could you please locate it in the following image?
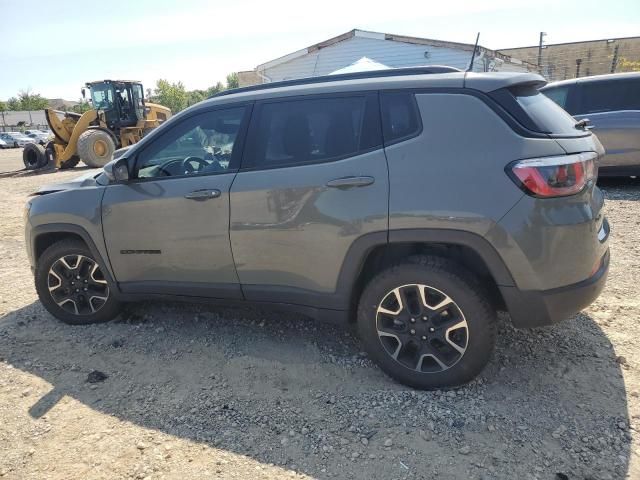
[28,223,116,287]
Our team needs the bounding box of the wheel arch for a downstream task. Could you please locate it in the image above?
[340,229,516,321]
[31,223,116,286]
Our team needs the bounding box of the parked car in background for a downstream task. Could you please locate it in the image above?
[0,138,8,149]
[0,132,33,148]
[25,69,609,389]
[26,131,51,145]
[541,72,640,177]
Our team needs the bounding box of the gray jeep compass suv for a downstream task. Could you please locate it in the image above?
[25,68,610,389]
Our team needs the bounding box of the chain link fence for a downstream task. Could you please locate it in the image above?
[498,37,640,82]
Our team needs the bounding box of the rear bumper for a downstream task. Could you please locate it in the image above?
[500,248,610,328]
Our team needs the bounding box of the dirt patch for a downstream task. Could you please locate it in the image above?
[1,148,639,479]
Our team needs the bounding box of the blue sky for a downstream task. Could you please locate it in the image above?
[0,0,638,101]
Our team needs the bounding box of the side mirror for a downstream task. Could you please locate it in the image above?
[81,88,86,99]
[103,157,130,183]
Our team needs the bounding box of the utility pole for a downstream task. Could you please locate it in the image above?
[611,44,620,73]
[537,32,547,75]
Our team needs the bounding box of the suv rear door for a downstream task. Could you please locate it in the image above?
[229,93,388,310]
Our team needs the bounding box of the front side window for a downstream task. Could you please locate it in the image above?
[90,83,115,110]
[244,95,381,169]
[136,107,246,179]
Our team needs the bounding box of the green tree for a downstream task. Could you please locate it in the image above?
[226,72,239,89]
[187,89,206,107]
[71,99,92,114]
[618,57,640,72]
[206,82,225,97]
[154,79,188,113]
[18,89,49,110]
[0,100,6,112]
[7,97,21,110]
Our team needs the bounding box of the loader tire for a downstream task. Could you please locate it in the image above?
[77,129,116,168]
[45,141,79,170]
[59,155,80,169]
[23,143,48,170]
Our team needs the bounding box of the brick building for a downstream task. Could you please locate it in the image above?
[498,36,640,82]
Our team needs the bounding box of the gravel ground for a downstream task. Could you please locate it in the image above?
[0,148,639,479]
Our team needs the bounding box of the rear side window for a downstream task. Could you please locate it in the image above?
[245,95,381,169]
[578,79,640,114]
[511,85,580,136]
[380,92,421,144]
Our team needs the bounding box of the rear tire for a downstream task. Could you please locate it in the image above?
[357,256,496,389]
[35,239,122,325]
[23,143,48,170]
[77,129,116,168]
[58,155,80,169]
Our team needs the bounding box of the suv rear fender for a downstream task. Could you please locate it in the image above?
[486,183,607,292]
[553,133,605,157]
[341,229,515,315]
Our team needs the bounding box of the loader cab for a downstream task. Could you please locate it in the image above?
[86,80,146,130]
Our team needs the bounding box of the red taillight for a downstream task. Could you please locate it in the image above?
[508,152,598,198]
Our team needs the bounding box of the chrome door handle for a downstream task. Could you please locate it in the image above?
[326,176,375,189]
[184,189,221,200]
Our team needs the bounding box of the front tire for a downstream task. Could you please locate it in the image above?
[23,143,48,170]
[77,129,116,168]
[357,256,496,389]
[35,239,122,325]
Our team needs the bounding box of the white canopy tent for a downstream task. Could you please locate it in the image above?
[329,57,390,75]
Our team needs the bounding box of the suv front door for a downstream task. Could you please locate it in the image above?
[102,105,250,298]
[229,93,388,310]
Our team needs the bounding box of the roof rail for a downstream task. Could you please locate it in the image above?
[209,65,462,99]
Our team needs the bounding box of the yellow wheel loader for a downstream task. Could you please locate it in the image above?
[23,80,171,170]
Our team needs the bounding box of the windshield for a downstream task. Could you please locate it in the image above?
[90,83,115,110]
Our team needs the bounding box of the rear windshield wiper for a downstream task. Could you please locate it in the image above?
[574,118,593,130]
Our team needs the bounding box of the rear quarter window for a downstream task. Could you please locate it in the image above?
[380,92,422,144]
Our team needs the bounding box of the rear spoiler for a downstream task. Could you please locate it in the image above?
[463,72,547,92]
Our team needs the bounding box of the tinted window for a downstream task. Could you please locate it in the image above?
[245,95,381,169]
[136,107,246,179]
[578,79,640,114]
[541,86,570,109]
[380,93,421,144]
[512,86,579,135]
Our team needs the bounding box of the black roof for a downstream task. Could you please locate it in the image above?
[209,66,462,99]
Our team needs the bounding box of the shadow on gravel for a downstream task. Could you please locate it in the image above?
[0,165,95,179]
[0,301,631,479]
[598,177,640,200]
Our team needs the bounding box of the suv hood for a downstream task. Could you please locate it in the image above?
[33,169,101,196]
